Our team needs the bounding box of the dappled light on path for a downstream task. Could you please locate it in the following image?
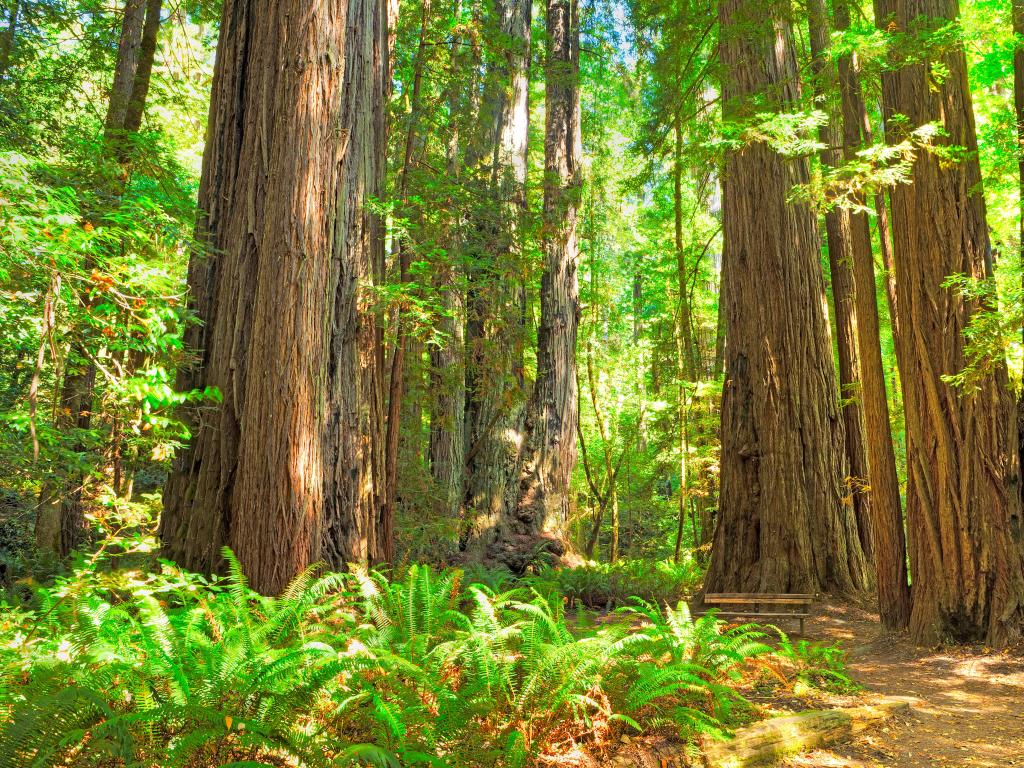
[784,602,1024,767]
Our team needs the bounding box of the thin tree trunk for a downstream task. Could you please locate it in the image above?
[0,0,19,77]
[104,0,147,140]
[120,0,162,139]
[381,0,432,564]
[161,0,387,592]
[808,0,873,562]
[834,0,911,630]
[673,112,699,381]
[874,0,1024,645]
[704,0,868,596]
[35,0,152,557]
[428,0,479,553]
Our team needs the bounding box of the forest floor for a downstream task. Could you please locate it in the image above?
[782,600,1024,768]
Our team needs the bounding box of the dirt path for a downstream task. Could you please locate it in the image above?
[783,601,1024,767]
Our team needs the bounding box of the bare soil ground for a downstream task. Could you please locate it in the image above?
[783,600,1024,768]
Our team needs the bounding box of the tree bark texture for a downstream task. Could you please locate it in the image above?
[704,0,869,596]
[160,0,387,593]
[874,0,1024,644]
[834,0,911,630]
[510,0,581,563]
[808,0,873,562]
[462,0,532,564]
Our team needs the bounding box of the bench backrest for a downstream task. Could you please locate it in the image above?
[704,593,814,606]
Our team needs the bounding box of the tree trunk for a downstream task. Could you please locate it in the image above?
[1013,1,1024,524]
[508,0,581,566]
[120,0,162,139]
[874,0,1024,645]
[834,0,911,630]
[321,0,388,569]
[462,0,532,564]
[160,0,387,592]
[808,0,873,562]
[0,0,19,78]
[427,0,478,553]
[104,0,147,140]
[704,0,868,596]
[35,0,152,557]
[831,0,913,626]
[381,0,432,564]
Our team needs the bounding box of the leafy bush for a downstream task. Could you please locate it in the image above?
[0,552,786,767]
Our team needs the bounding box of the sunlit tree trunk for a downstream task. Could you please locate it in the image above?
[874,0,1024,645]
[510,0,581,565]
[462,0,532,563]
[704,0,868,595]
[161,0,387,592]
[833,0,911,630]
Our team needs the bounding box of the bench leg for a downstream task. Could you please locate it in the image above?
[799,617,805,635]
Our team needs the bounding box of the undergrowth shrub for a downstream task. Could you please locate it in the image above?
[0,551,839,767]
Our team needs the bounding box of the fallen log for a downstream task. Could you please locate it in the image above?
[701,697,912,767]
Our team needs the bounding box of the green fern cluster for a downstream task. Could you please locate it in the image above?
[0,553,797,768]
[525,558,703,609]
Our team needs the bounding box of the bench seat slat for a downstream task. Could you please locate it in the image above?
[705,596,813,605]
[705,593,814,599]
[709,611,811,619]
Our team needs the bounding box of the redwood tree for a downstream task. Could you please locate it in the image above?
[807,0,873,561]
[704,0,868,595]
[874,0,1024,644]
[161,0,387,593]
[462,0,532,562]
[834,0,911,630]
[511,0,581,566]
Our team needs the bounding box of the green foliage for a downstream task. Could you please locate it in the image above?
[0,553,818,767]
[525,557,703,609]
[773,631,860,695]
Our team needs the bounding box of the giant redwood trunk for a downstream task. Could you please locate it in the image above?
[874,0,1024,645]
[161,0,386,592]
[510,0,581,565]
[462,0,532,563]
[704,0,868,596]
[808,0,873,562]
[832,0,911,630]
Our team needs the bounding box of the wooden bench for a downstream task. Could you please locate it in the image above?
[703,593,814,634]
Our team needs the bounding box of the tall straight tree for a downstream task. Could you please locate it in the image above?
[462,0,532,563]
[704,0,868,595]
[834,0,911,630]
[161,0,387,593]
[36,0,157,557]
[873,0,1024,644]
[807,0,873,561]
[513,0,581,562]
